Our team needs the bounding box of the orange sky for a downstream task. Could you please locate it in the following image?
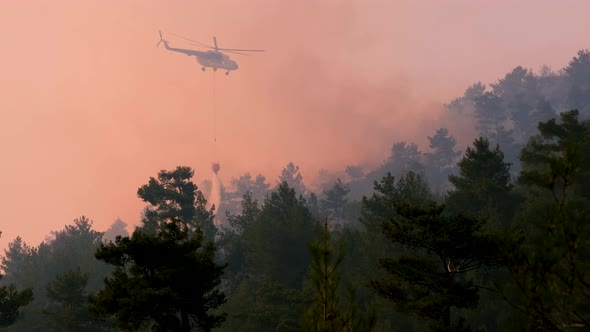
[1,1,589,250]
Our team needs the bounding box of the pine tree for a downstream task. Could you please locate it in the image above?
[217,183,315,331]
[304,219,375,332]
[137,166,216,241]
[278,162,306,196]
[90,220,226,332]
[506,110,590,330]
[1,237,33,286]
[445,137,520,223]
[425,128,462,194]
[44,268,105,331]
[565,50,590,112]
[369,200,501,331]
[320,179,351,223]
[474,92,506,137]
[389,142,423,176]
[91,167,227,331]
[0,276,33,328]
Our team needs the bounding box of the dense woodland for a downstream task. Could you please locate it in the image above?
[1,50,590,331]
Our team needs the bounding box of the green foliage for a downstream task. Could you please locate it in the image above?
[137,165,216,240]
[44,268,107,331]
[48,216,108,292]
[0,280,33,328]
[218,182,316,331]
[370,200,501,331]
[360,171,431,234]
[221,279,304,332]
[446,137,520,222]
[519,110,590,199]
[0,237,32,286]
[390,142,424,176]
[90,220,227,332]
[304,219,375,332]
[243,182,316,288]
[505,110,590,330]
[320,179,351,223]
[354,172,434,330]
[425,128,462,194]
[304,218,344,330]
[218,192,261,289]
[442,137,525,330]
[45,268,88,313]
[0,217,112,331]
[6,50,590,331]
[394,171,432,207]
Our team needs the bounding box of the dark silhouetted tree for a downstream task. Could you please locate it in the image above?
[355,172,432,330]
[44,268,105,331]
[0,279,33,328]
[505,110,590,330]
[0,217,112,331]
[245,182,315,288]
[360,171,431,235]
[92,167,227,331]
[445,137,519,223]
[1,237,33,286]
[137,166,216,240]
[90,220,226,332]
[304,219,376,332]
[220,182,315,331]
[219,192,261,290]
[369,200,501,331]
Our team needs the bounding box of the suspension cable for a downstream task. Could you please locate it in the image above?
[212,70,217,158]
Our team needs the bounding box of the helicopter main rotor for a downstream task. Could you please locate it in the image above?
[166,31,264,56]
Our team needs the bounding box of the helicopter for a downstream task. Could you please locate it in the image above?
[156,30,264,75]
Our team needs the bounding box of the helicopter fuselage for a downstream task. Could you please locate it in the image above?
[195,50,239,71]
[162,41,238,72]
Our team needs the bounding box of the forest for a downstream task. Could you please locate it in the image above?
[1,50,589,331]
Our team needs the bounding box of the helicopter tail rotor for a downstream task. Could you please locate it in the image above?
[156,30,164,47]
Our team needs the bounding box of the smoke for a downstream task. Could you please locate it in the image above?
[213,1,457,186]
[3,0,590,252]
[208,173,223,227]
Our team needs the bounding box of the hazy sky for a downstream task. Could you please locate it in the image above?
[1,1,589,249]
